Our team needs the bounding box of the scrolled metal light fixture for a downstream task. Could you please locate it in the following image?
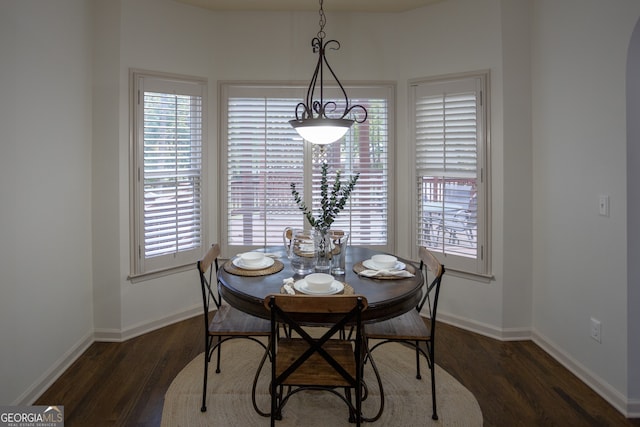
[289,0,368,145]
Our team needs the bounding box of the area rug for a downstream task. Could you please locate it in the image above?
[161,339,482,426]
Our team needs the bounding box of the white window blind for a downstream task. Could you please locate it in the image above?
[314,96,389,246]
[412,75,488,274]
[221,84,393,254]
[415,92,477,179]
[226,93,305,246]
[131,71,206,276]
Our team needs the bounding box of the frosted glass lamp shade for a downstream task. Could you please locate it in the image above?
[289,118,353,145]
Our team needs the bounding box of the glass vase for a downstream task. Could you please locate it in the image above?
[283,227,316,276]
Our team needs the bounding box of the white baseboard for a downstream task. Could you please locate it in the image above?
[435,310,636,418]
[531,330,630,417]
[25,305,202,405]
[437,311,531,341]
[627,399,640,418]
[94,304,201,342]
[23,307,639,418]
[18,330,94,406]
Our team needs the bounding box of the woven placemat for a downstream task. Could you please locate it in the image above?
[352,260,417,280]
[280,281,354,295]
[223,259,284,276]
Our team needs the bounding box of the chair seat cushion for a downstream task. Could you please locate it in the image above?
[208,305,270,336]
[276,338,356,387]
[365,310,431,341]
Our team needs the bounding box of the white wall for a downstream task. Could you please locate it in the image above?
[627,16,640,409]
[113,0,219,337]
[0,0,94,405]
[531,0,640,415]
[393,0,511,335]
[92,0,122,338]
[500,0,533,334]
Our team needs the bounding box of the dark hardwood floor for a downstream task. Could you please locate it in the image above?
[36,315,639,426]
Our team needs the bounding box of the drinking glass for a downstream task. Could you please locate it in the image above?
[329,230,350,277]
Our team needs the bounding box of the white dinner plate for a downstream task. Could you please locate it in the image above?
[362,259,406,271]
[232,256,275,270]
[294,279,344,295]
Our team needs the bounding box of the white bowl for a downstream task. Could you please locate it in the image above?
[371,254,397,269]
[240,251,265,267]
[304,273,334,292]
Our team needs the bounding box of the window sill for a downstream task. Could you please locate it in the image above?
[443,267,494,283]
[128,263,196,284]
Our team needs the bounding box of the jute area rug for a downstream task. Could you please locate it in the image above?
[161,339,482,426]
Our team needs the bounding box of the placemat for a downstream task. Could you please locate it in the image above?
[280,281,354,295]
[352,260,417,280]
[223,259,284,276]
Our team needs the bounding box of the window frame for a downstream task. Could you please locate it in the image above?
[219,81,395,257]
[410,71,491,277]
[129,69,208,280]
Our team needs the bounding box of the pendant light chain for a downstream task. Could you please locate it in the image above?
[317,0,326,40]
[289,0,368,145]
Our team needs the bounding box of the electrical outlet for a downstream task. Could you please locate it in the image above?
[599,195,609,216]
[590,317,601,343]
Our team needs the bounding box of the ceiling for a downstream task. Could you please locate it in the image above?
[173,0,444,13]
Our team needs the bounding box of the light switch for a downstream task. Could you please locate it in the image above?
[599,195,609,217]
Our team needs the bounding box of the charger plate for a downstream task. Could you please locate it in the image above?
[223,259,284,276]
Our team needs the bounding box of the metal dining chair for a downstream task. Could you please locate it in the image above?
[197,243,271,414]
[264,294,368,427]
[364,246,445,421]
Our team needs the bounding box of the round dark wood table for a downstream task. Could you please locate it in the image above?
[218,247,423,323]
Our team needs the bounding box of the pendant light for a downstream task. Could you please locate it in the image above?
[289,0,367,145]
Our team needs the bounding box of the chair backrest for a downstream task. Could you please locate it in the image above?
[444,184,472,206]
[197,244,223,317]
[283,227,293,251]
[416,246,445,328]
[264,294,368,385]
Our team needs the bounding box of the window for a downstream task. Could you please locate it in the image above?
[411,73,489,275]
[220,83,394,255]
[130,71,207,277]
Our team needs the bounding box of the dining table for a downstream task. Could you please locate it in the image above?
[217,246,424,324]
[217,245,423,422]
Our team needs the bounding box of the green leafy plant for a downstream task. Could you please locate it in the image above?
[291,162,359,233]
